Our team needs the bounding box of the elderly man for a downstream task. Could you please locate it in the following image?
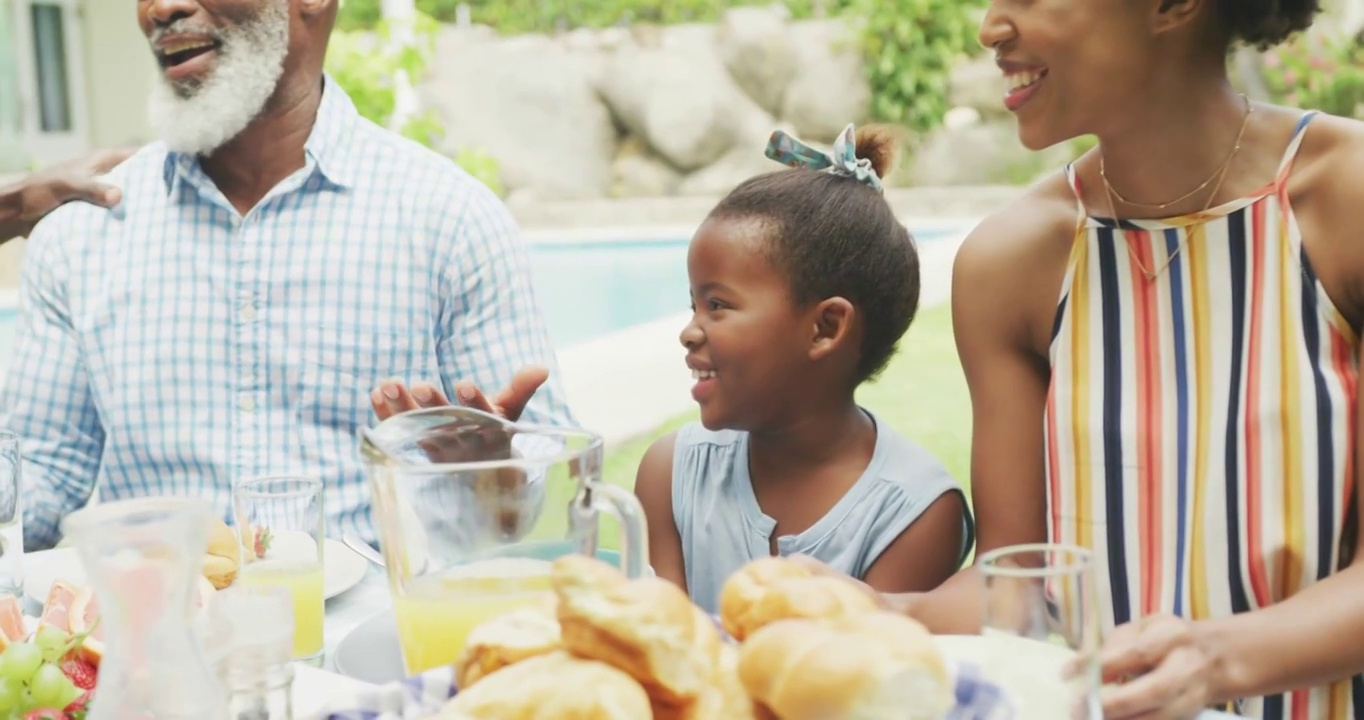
[0,0,572,549]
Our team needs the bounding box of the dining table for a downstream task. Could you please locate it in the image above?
[20,548,1246,719]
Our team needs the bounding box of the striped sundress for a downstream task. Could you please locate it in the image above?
[1046,111,1362,720]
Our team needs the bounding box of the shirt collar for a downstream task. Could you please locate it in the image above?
[161,73,361,195]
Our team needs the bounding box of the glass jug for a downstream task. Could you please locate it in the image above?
[360,405,649,677]
[61,497,228,720]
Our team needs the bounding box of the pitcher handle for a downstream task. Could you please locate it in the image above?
[580,481,650,579]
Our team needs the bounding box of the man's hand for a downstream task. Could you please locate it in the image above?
[370,365,550,423]
[0,148,135,243]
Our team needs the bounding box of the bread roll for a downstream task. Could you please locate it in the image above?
[718,557,813,640]
[453,598,562,689]
[438,651,652,719]
[552,555,722,706]
[737,612,953,720]
[751,575,879,626]
[206,518,239,559]
[201,553,238,590]
[653,643,768,720]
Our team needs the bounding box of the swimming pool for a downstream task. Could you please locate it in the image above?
[526,228,960,347]
[0,226,965,373]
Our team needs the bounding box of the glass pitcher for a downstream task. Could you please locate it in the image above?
[360,405,649,677]
[61,497,228,720]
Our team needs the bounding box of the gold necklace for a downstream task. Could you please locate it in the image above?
[1100,94,1251,211]
[1100,96,1252,281]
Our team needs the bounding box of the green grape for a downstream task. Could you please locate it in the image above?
[56,675,84,709]
[3,644,41,683]
[32,627,68,664]
[0,678,18,711]
[28,664,67,709]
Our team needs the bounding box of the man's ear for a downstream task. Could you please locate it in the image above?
[1152,0,1207,34]
[809,297,855,362]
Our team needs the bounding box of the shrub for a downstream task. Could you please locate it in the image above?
[1262,30,1364,119]
[326,10,506,194]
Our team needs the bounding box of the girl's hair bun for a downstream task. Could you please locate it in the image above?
[853,124,908,181]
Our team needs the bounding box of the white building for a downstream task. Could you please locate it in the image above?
[1,0,155,175]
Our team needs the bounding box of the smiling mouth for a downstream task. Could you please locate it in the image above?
[1006,68,1047,94]
[157,39,219,70]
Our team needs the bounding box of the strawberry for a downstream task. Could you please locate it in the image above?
[22,710,66,720]
[64,689,92,718]
[253,526,272,558]
[60,658,97,690]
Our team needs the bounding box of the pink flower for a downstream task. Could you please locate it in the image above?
[1263,51,1282,68]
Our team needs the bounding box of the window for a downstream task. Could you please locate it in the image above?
[29,2,71,133]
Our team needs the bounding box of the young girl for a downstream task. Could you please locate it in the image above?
[633,124,974,613]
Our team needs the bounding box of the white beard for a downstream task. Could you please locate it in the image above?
[146,1,290,156]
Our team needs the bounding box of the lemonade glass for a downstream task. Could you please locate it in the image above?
[361,405,649,677]
[231,475,325,665]
[979,543,1103,719]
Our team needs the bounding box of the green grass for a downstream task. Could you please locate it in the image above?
[593,302,973,549]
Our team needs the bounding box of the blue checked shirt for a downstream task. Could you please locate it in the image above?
[0,76,574,550]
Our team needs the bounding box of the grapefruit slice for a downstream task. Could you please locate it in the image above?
[37,581,80,634]
[67,589,103,667]
[0,595,26,650]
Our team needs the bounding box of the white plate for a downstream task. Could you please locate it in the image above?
[24,538,370,606]
[332,610,406,686]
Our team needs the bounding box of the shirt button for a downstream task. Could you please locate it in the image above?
[238,394,256,413]
[240,303,258,322]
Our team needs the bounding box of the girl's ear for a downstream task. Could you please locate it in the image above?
[809,297,855,362]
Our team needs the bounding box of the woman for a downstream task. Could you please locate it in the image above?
[908,0,1364,718]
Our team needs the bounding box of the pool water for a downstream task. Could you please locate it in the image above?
[526,230,957,348]
[0,229,961,367]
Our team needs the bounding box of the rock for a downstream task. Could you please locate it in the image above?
[676,144,776,196]
[611,136,683,198]
[597,41,773,171]
[948,54,1008,119]
[779,19,871,142]
[715,5,797,116]
[907,120,1073,186]
[417,28,617,200]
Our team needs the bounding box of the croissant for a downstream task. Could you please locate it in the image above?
[718,557,813,640]
[737,612,953,720]
[452,594,562,689]
[202,518,242,589]
[552,555,722,706]
[438,651,652,719]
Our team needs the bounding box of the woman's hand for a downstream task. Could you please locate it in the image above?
[1094,614,1218,720]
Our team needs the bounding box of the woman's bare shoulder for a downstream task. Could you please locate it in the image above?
[957,169,1081,276]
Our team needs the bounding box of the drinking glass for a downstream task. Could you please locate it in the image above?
[232,475,325,665]
[0,431,23,597]
[202,584,296,720]
[361,405,649,677]
[978,543,1102,719]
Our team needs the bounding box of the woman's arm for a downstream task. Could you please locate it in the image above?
[633,432,688,591]
[900,189,1076,634]
[0,149,132,243]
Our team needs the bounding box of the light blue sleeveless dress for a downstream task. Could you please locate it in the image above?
[671,409,975,613]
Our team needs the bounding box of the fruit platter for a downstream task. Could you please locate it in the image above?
[0,516,263,720]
